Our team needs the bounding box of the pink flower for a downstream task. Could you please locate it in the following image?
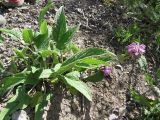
[100,66,112,76]
[127,42,146,57]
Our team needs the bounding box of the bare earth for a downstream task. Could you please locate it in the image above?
[0,0,152,120]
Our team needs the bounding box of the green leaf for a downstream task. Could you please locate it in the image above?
[52,48,115,77]
[75,57,106,69]
[0,73,27,96]
[70,43,80,53]
[62,48,108,66]
[57,25,79,49]
[31,92,43,107]
[39,69,53,79]
[31,66,38,73]
[84,71,104,82]
[138,55,147,71]
[144,73,155,86]
[13,48,25,58]
[22,28,33,43]
[66,71,80,79]
[53,63,62,72]
[75,63,97,69]
[40,20,48,35]
[0,28,22,41]
[0,87,31,120]
[64,71,92,101]
[80,58,106,65]
[39,50,53,59]
[34,93,52,120]
[26,70,42,85]
[131,89,153,107]
[38,0,53,26]
[52,6,67,49]
[33,34,49,50]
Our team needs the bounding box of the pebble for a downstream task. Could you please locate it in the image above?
[0,15,6,27]
[12,110,29,120]
[108,113,118,120]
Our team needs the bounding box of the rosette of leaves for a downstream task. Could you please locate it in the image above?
[0,1,117,120]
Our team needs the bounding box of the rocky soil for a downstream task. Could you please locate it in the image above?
[0,0,152,120]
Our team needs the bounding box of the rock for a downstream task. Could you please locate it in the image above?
[0,15,6,27]
[3,0,24,7]
[12,110,29,120]
[108,113,118,120]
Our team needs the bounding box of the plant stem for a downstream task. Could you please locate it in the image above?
[60,51,63,63]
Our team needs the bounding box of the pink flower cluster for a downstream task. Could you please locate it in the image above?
[127,42,146,57]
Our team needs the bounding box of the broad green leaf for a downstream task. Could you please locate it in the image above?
[52,62,75,77]
[75,56,111,69]
[64,72,92,101]
[40,20,48,35]
[62,48,107,66]
[33,34,49,50]
[80,58,106,65]
[0,87,31,120]
[84,71,104,82]
[98,51,117,61]
[31,92,43,107]
[22,28,33,43]
[25,70,42,85]
[52,6,67,49]
[57,26,79,49]
[0,73,27,96]
[34,93,52,120]
[75,63,97,69]
[31,66,38,73]
[52,48,114,77]
[66,71,80,79]
[39,69,53,79]
[53,63,62,72]
[38,0,53,26]
[0,28,22,41]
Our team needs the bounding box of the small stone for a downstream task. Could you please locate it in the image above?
[108,113,118,120]
[65,106,71,113]
[0,15,6,27]
[12,110,29,120]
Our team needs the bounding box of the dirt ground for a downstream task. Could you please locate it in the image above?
[0,0,152,120]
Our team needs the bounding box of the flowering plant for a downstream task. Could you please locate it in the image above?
[0,2,116,119]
